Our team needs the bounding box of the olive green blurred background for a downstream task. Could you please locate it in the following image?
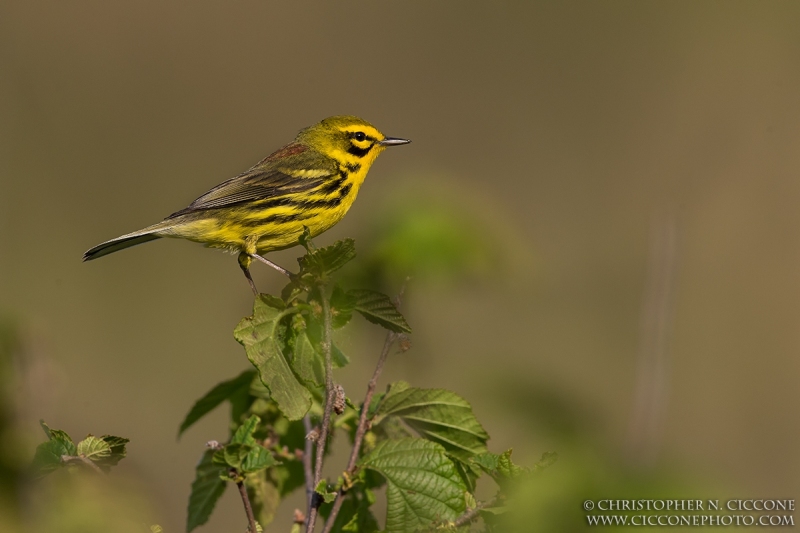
[2,1,800,531]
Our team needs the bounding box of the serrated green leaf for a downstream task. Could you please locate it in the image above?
[358,438,466,533]
[76,436,111,461]
[39,421,77,454]
[472,449,533,486]
[496,449,526,478]
[179,370,256,437]
[298,239,356,277]
[315,480,337,503]
[31,423,83,477]
[241,444,275,473]
[187,450,227,532]
[95,435,129,469]
[231,414,260,445]
[347,290,411,333]
[375,386,489,461]
[330,285,356,329]
[234,297,312,421]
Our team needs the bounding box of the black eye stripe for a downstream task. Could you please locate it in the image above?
[347,131,377,143]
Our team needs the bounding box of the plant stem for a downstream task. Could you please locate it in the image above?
[237,479,258,533]
[321,330,397,533]
[61,454,104,475]
[305,282,336,533]
[452,497,497,527]
[303,415,314,512]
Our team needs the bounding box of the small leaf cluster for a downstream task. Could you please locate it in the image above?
[32,421,128,477]
[177,238,551,532]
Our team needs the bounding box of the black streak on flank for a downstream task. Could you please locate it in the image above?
[242,187,351,219]
[240,212,312,227]
[320,175,347,195]
[344,162,361,173]
[245,197,295,212]
[347,144,372,158]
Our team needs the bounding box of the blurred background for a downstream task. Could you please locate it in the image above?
[2,1,800,531]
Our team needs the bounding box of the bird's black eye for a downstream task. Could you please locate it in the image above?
[354,132,366,142]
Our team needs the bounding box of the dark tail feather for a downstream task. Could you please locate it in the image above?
[83,233,161,261]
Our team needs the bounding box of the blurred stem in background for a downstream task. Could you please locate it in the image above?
[626,211,679,467]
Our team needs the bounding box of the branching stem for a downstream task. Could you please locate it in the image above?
[305,281,336,533]
[321,330,397,533]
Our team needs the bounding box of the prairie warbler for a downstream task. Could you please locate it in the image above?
[83,116,410,293]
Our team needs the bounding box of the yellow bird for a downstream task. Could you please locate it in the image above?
[83,116,410,293]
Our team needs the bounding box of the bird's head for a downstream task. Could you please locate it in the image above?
[297,115,410,168]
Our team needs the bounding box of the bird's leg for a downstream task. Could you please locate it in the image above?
[251,253,295,278]
[238,252,259,296]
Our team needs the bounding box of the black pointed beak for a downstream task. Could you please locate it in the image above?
[379,137,411,146]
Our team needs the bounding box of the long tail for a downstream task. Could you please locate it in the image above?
[83,224,168,261]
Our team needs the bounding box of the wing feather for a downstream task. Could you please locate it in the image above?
[167,145,336,218]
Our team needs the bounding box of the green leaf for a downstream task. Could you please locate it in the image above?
[259,294,286,310]
[187,450,227,532]
[348,289,411,333]
[303,314,350,370]
[333,488,380,533]
[532,451,558,473]
[375,385,489,461]
[315,480,337,503]
[472,449,538,486]
[247,471,281,528]
[179,370,256,437]
[234,297,312,420]
[241,444,275,473]
[96,435,129,469]
[496,449,525,478]
[32,439,72,477]
[330,285,356,329]
[298,239,356,277]
[231,414,261,445]
[332,343,350,368]
[358,438,466,533]
[222,443,251,469]
[39,421,76,453]
[290,330,325,387]
[76,436,111,461]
